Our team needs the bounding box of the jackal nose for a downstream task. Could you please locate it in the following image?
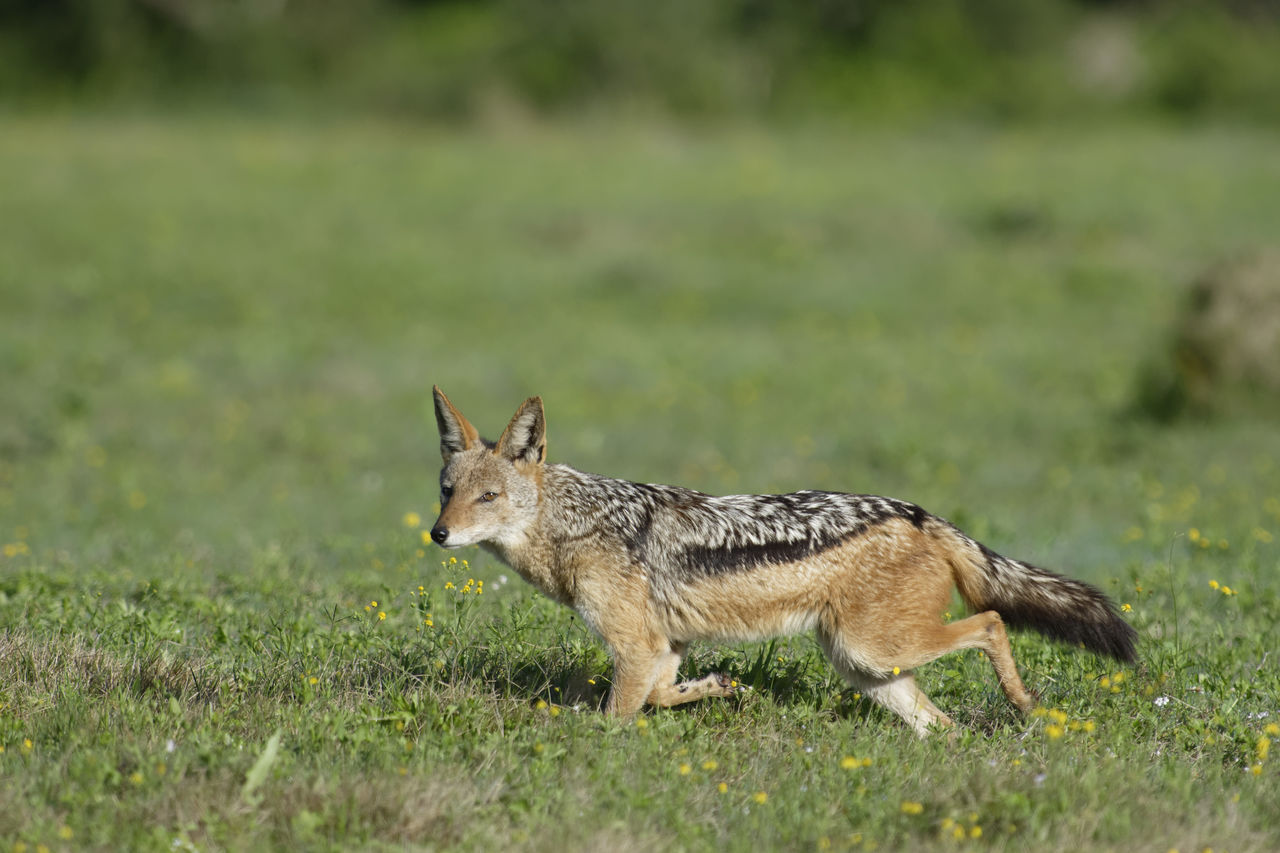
[430,525,449,545]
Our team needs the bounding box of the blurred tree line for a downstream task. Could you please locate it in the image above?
[1,0,1278,120]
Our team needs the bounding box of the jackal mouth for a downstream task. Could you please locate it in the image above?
[440,528,493,550]
[429,523,472,549]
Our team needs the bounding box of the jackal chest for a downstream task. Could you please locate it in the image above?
[481,541,577,606]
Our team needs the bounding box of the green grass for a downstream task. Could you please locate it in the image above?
[2,115,1279,851]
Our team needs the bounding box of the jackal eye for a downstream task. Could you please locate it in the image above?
[479,491,499,503]
[440,485,454,500]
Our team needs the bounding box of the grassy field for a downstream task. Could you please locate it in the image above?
[2,115,1279,851]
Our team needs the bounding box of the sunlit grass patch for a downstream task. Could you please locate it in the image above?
[2,116,1279,851]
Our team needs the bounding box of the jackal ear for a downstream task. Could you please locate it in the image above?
[433,386,481,463]
[496,396,545,465]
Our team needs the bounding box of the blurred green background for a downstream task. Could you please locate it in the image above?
[3,5,1280,850]
[3,0,1280,122]
[2,0,1280,577]
[3,0,1279,577]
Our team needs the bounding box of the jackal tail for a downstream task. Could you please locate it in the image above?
[934,520,1138,663]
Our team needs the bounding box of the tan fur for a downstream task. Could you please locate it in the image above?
[429,388,1129,737]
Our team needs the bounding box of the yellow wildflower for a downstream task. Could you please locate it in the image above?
[900,801,924,815]
[678,763,692,775]
[402,512,422,529]
[1121,603,1132,612]
[1045,725,1065,740]
[717,782,728,793]
[753,791,768,805]
[378,611,387,621]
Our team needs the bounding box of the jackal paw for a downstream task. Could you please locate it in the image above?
[709,673,750,696]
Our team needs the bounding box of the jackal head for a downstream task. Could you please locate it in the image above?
[429,386,545,550]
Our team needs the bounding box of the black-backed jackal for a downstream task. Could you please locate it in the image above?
[429,387,1136,736]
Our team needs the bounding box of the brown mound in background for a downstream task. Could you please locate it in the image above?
[1135,250,1280,421]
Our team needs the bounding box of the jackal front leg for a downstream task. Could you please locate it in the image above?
[605,639,744,715]
[644,642,744,708]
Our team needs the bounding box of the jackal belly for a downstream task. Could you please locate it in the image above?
[664,604,823,645]
[650,563,832,644]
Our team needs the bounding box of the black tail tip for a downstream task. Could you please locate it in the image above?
[1002,602,1139,663]
[1092,616,1139,664]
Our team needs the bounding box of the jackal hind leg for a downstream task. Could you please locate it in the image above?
[885,611,1037,713]
[857,611,1039,722]
[941,611,1037,713]
[644,642,742,708]
[816,626,954,737]
[863,674,955,739]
